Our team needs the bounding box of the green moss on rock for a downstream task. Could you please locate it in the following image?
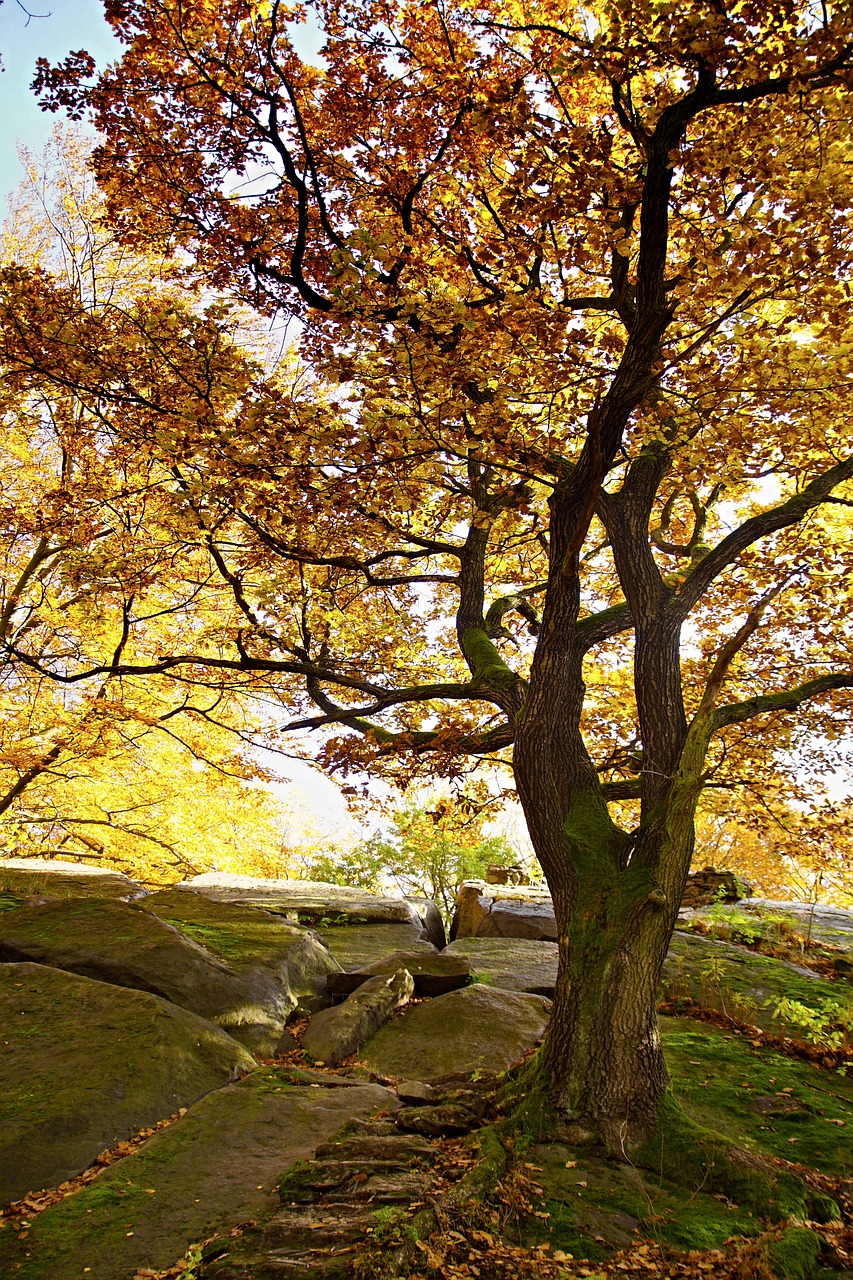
[769,1226,823,1280]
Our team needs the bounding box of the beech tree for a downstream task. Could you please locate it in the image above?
[14,0,853,1147]
[0,134,300,880]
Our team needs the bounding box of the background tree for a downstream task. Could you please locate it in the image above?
[0,131,300,881]
[17,0,853,1150]
[300,799,518,920]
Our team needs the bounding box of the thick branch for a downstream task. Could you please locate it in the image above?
[713,672,853,729]
[674,457,853,619]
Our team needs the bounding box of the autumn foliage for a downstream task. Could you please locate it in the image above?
[0,0,850,1139]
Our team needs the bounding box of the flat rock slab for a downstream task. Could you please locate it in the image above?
[358,985,551,1080]
[327,950,470,997]
[0,897,335,1056]
[174,875,446,947]
[0,963,255,1205]
[0,1069,397,1280]
[303,970,414,1066]
[0,858,147,901]
[315,922,437,970]
[444,938,559,995]
[738,899,853,952]
[662,932,840,1032]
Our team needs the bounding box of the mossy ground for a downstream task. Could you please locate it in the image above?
[494,1017,852,1267]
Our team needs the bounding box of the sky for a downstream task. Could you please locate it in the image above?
[0,0,120,198]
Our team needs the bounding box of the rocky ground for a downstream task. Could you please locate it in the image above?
[0,860,851,1279]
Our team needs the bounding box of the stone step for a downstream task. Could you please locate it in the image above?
[313,1134,435,1162]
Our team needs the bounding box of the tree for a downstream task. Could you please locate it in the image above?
[301,800,518,920]
[0,131,301,881]
[18,0,853,1149]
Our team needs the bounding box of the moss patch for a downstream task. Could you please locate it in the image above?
[661,1017,853,1177]
[142,889,306,965]
[769,1226,823,1279]
[512,1140,761,1259]
[500,1018,851,1264]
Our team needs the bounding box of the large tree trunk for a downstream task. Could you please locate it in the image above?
[513,581,702,1149]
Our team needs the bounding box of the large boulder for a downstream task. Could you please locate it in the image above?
[661,931,840,1032]
[444,937,559,995]
[0,962,255,1205]
[174,874,447,947]
[738,898,853,952]
[451,871,757,940]
[0,857,147,902]
[358,984,551,1079]
[327,950,471,997]
[303,969,415,1066]
[143,888,341,1018]
[450,881,557,941]
[0,1068,397,1280]
[0,896,338,1055]
[316,921,438,969]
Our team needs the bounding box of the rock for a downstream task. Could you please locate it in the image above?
[143,888,341,1022]
[738,898,853,951]
[0,857,147,901]
[681,867,752,908]
[326,950,470,997]
[661,931,841,1032]
[450,881,557,940]
[396,1079,436,1104]
[450,872,760,940]
[303,970,415,1066]
[444,937,559,995]
[485,865,531,885]
[316,921,438,969]
[173,874,447,947]
[205,1118,433,1280]
[0,1066,397,1280]
[0,896,336,1056]
[273,1028,301,1055]
[0,962,255,1205]
[395,1103,481,1136]
[358,985,551,1080]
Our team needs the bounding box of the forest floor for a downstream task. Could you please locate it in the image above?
[1,1005,852,1280]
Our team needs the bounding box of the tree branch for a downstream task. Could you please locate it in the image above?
[713,672,853,729]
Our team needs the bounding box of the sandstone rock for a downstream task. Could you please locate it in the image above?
[450,881,557,940]
[451,872,758,941]
[316,921,438,969]
[738,898,853,951]
[303,969,415,1066]
[358,985,551,1079]
[396,1079,436,1104]
[444,937,559,995]
[0,1066,396,1280]
[0,857,147,901]
[173,874,446,947]
[661,931,839,1033]
[0,962,255,1205]
[327,949,470,997]
[0,896,337,1056]
[395,1103,481,1136]
[681,867,752,909]
[144,888,341,1022]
